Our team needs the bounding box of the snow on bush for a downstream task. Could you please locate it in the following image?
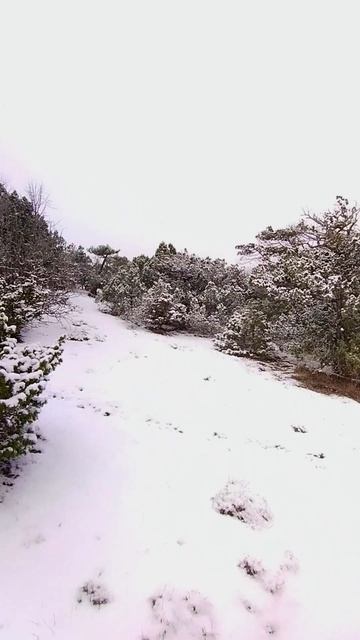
[186,295,224,337]
[138,279,188,333]
[238,551,298,596]
[99,244,247,338]
[236,196,360,376]
[67,323,90,342]
[212,480,273,529]
[0,276,51,337]
[0,304,64,465]
[144,588,216,640]
[238,556,266,578]
[215,307,274,360]
[77,580,111,607]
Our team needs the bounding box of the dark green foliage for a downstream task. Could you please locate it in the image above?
[138,280,187,333]
[99,241,247,335]
[0,184,75,292]
[0,183,78,317]
[0,182,72,466]
[215,306,274,359]
[234,196,360,376]
[88,244,120,278]
[68,245,93,289]
[0,305,64,465]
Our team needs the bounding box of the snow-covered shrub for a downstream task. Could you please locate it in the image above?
[0,305,64,465]
[238,550,298,595]
[202,281,220,316]
[137,279,188,333]
[77,580,111,607]
[146,588,216,640]
[186,296,218,336]
[215,306,274,359]
[238,556,265,578]
[0,276,51,337]
[0,183,77,298]
[239,556,285,594]
[102,262,145,317]
[212,480,272,529]
[236,196,360,376]
[95,240,247,336]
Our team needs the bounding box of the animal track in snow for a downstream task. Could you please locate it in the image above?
[145,419,184,435]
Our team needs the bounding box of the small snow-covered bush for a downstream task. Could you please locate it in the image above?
[238,550,298,595]
[186,296,223,337]
[77,580,111,607]
[102,262,145,317]
[0,276,49,335]
[212,480,272,529]
[137,279,188,333]
[145,588,216,640]
[215,306,274,360]
[238,556,265,578]
[0,305,64,465]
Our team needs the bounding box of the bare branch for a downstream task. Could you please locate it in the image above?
[26,182,52,216]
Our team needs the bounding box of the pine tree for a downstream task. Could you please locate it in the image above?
[215,306,273,359]
[88,244,120,279]
[103,263,145,316]
[236,196,360,375]
[139,279,187,333]
[0,304,64,466]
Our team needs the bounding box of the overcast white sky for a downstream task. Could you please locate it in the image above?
[1,1,359,262]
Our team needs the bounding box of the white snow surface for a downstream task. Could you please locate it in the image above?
[1,293,360,639]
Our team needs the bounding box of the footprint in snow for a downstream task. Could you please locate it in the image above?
[145,419,184,434]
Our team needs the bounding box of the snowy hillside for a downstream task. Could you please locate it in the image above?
[1,293,360,639]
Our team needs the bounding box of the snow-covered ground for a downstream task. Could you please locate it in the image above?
[1,293,360,639]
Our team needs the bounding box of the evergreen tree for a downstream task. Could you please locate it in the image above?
[139,279,187,333]
[215,306,273,359]
[0,304,64,466]
[236,196,360,375]
[88,244,120,275]
[69,245,93,289]
[103,262,145,316]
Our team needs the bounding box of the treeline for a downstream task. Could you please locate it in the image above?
[91,196,360,379]
[94,243,247,335]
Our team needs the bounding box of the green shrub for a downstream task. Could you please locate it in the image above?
[0,305,64,465]
[215,306,274,359]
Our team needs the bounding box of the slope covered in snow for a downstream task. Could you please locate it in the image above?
[1,293,360,639]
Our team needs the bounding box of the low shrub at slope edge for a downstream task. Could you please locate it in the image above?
[0,304,64,466]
